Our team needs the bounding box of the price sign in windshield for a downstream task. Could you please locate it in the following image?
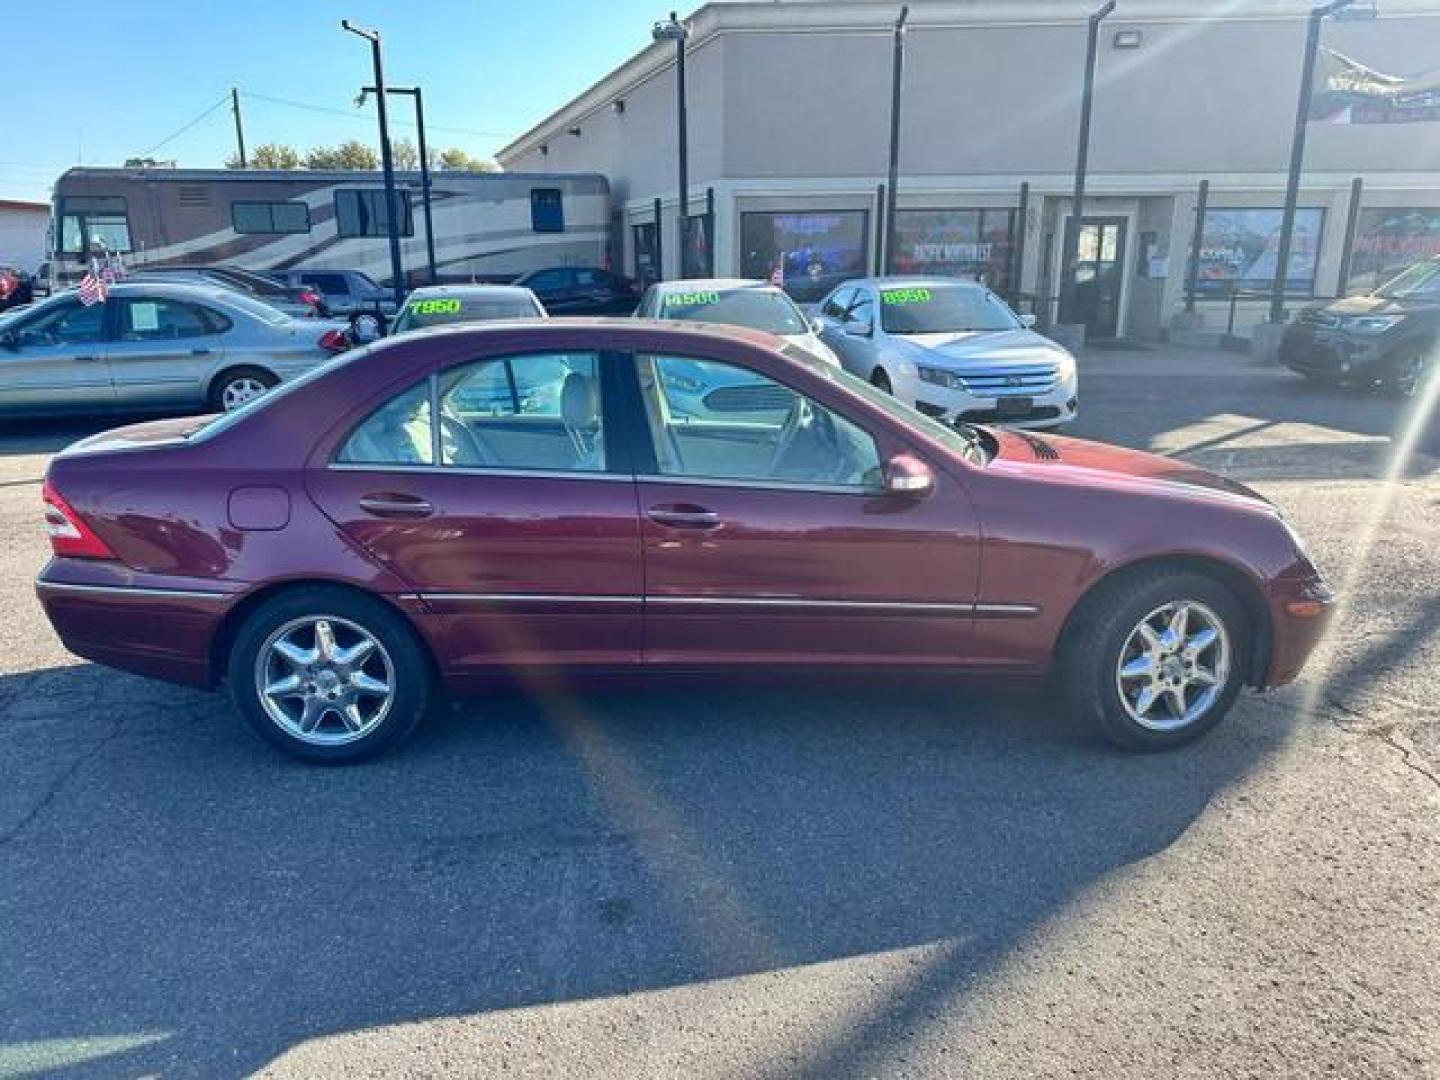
[409,298,463,316]
[663,291,722,308]
[880,287,933,305]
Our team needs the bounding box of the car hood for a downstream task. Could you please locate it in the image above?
[893,328,1067,367]
[59,415,217,457]
[988,428,1272,509]
[1310,293,1432,317]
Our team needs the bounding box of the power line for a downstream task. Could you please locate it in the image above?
[240,90,506,140]
[137,96,231,158]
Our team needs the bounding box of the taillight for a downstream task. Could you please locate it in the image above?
[299,289,322,307]
[319,329,349,353]
[42,478,116,560]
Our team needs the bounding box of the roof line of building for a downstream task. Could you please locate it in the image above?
[0,198,48,212]
[496,0,1435,165]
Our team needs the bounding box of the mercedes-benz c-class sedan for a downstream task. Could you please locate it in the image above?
[816,278,1078,429]
[36,320,1332,762]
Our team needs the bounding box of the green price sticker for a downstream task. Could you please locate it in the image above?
[410,298,462,316]
[663,291,721,308]
[881,288,932,305]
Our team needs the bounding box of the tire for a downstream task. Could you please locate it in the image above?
[870,368,893,394]
[1059,569,1250,751]
[1383,344,1431,399]
[210,366,279,412]
[228,586,432,763]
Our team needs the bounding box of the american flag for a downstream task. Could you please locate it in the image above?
[99,253,127,284]
[0,269,16,301]
[768,252,785,288]
[77,272,107,307]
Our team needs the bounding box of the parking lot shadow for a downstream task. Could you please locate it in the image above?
[0,663,1294,1076]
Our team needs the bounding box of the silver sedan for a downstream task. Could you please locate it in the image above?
[0,282,351,417]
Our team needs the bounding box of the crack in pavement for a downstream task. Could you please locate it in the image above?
[1324,692,1440,792]
[0,714,127,848]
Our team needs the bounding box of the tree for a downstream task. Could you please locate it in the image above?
[228,144,301,170]
[305,140,379,170]
[389,138,420,170]
[435,147,497,172]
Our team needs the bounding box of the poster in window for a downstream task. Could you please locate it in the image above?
[892,209,1014,293]
[1348,208,1440,292]
[1195,208,1324,296]
[740,211,868,301]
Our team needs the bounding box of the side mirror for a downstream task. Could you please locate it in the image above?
[809,316,824,334]
[1018,312,1038,328]
[843,317,873,338]
[882,453,934,498]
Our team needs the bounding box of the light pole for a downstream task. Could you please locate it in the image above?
[341,19,406,308]
[882,6,910,274]
[653,12,689,279]
[1269,0,1358,323]
[359,84,437,285]
[1058,0,1115,328]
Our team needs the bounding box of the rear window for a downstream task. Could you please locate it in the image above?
[222,292,292,326]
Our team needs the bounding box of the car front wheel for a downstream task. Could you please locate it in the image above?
[228,587,432,763]
[1060,569,1249,750]
[1385,344,1432,399]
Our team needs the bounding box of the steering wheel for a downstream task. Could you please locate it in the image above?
[766,395,813,476]
[438,410,498,467]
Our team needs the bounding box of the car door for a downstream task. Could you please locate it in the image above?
[833,287,881,381]
[307,350,643,676]
[816,287,864,374]
[0,298,113,414]
[105,296,228,410]
[627,349,981,667]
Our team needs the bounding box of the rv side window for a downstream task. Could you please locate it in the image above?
[336,190,414,238]
[531,189,564,233]
[58,196,132,254]
[232,201,311,235]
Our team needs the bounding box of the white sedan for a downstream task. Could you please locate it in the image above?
[634,278,842,367]
[815,278,1078,430]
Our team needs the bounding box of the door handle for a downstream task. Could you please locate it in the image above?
[73,355,101,363]
[648,505,721,529]
[358,493,434,518]
[191,348,213,356]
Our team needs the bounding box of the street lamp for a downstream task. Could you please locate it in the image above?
[653,11,689,279]
[1058,0,1116,330]
[341,19,406,309]
[882,6,910,275]
[1269,0,1360,323]
[358,84,437,285]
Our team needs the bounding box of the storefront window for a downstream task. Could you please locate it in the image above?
[740,211,869,302]
[892,209,1015,293]
[1347,208,1440,293]
[1194,207,1324,296]
[681,214,712,279]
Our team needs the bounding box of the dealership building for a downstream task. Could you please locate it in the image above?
[497,0,1440,342]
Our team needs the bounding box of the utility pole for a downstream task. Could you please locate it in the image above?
[231,88,247,168]
[361,85,437,284]
[1058,0,1115,327]
[342,19,406,307]
[883,5,910,274]
[1270,0,1357,323]
[653,13,690,278]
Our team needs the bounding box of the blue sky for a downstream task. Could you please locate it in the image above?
[1,0,692,202]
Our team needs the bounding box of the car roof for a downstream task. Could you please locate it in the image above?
[377,316,782,350]
[405,284,537,300]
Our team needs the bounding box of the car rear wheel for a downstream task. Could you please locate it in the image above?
[228,587,432,763]
[870,368,893,394]
[1060,569,1249,750]
[211,367,278,412]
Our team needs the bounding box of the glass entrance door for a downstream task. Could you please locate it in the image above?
[1064,217,1127,338]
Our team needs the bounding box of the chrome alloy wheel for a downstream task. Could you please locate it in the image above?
[254,616,396,746]
[1114,600,1231,733]
[221,376,269,411]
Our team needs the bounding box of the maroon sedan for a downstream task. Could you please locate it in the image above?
[36,320,1333,761]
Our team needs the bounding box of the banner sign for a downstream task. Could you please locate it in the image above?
[1309,48,1440,124]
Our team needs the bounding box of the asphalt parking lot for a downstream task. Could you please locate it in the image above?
[0,346,1436,1078]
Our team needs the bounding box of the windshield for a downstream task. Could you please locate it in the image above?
[221,291,292,326]
[1374,259,1440,299]
[878,285,1020,334]
[659,287,809,335]
[352,272,380,291]
[392,294,541,333]
[781,341,989,463]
